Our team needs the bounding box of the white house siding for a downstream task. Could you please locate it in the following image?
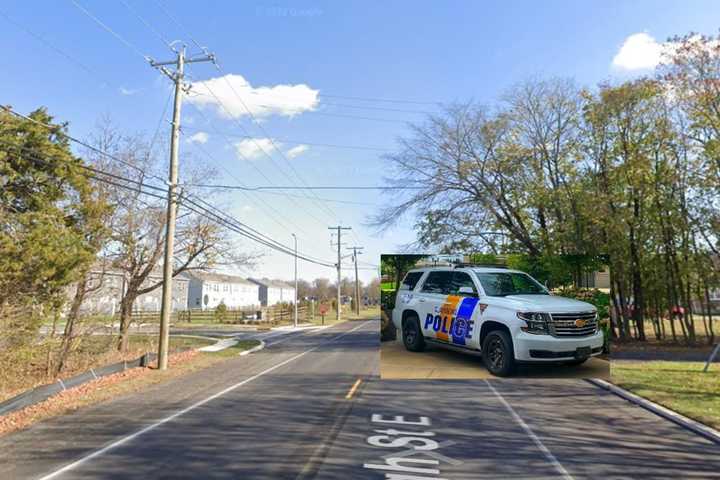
[73,269,189,315]
[249,279,296,306]
[187,273,260,310]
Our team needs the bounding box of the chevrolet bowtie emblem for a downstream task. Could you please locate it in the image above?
[574,319,587,328]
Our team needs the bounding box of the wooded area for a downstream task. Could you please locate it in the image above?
[375,33,720,345]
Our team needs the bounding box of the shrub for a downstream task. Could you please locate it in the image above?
[214,302,228,323]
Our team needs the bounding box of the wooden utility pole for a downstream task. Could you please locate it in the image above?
[149,46,215,370]
[347,246,363,315]
[328,226,351,321]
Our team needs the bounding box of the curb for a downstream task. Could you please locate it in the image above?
[587,378,720,445]
[239,340,266,356]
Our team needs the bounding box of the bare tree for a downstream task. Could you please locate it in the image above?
[86,119,255,351]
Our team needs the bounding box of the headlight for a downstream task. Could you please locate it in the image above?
[518,312,550,334]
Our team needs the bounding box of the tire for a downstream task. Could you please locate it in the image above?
[482,330,516,377]
[402,315,425,352]
[565,358,588,366]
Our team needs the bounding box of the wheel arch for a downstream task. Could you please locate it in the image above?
[479,320,512,347]
[401,309,420,327]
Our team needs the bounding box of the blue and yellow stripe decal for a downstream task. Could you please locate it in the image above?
[424,295,480,346]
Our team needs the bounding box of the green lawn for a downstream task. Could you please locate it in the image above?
[206,340,261,357]
[611,360,720,429]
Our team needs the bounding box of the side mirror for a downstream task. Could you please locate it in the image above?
[458,286,477,297]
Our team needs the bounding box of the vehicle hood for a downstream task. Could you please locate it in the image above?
[491,294,595,313]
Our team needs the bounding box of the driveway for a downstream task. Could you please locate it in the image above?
[381,338,610,379]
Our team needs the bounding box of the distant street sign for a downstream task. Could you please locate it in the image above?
[319,303,329,315]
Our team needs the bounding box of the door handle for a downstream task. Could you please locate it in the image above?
[418,298,426,303]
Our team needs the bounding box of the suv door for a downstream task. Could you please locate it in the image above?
[417,270,453,341]
[447,271,481,348]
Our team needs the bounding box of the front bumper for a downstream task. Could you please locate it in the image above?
[513,330,604,362]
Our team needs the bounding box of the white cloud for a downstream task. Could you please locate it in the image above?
[119,86,138,96]
[612,33,667,71]
[234,137,276,160]
[286,144,309,159]
[611,32,700,71]
[187,73,319,119]
[187,131,209,144]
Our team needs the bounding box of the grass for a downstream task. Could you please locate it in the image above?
[630,315,718,344]
[381,282,395,292]
[304,306,380,325]
[611,360,720,430]
[0,334,215,403]
[0,339,261,436]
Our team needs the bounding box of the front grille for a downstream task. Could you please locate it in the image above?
[549,311,597,337]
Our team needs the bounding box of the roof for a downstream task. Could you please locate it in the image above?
[407,266,523,274]
[186,272,256,285]
[89,265,190,282]
[248,278,294,289]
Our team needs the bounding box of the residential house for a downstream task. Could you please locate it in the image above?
[74,267,189,315]
[187,272,260,310]
[248,279,296,306]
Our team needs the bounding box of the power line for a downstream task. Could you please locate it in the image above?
[181,126,391,152]
[118,0,176,52]
[178,183,423,191]
[0,106,168,184]
[69,0,150,61]
[192,74,340,221]
[185,102,331,232]
[0,9,112,89]
[154,0,443,107]
[1,139,335,267]
[188,90,413,124]
[319,93,442,106]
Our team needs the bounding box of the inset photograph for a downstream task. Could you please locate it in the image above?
[381,254,610,379]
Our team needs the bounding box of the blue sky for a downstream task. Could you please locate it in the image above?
[1,0,718,283]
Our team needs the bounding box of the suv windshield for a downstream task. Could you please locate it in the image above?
[473,271,548,297]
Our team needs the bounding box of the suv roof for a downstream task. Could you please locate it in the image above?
[407,266,524,274]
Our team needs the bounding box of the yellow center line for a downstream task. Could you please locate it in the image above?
[345,378,362,400]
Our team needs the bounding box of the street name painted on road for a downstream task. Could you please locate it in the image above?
[363,413,461,479]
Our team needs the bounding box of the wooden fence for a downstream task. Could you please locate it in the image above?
[128,303,314,325]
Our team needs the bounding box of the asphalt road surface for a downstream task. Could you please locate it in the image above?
[1,319,718,479]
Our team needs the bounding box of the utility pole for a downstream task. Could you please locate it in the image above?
[149,45,215,370]
[292,233,298,328]
[347,246,363,315]
[328,226,351,322]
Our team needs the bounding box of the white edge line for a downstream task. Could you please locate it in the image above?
[484,380,574,480]
[38,320,372,480]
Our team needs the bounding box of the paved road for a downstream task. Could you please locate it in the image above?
[1,319,718,479]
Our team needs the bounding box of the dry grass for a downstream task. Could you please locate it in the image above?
[0,335,214,402]
[0,339,260,437]
[633,315,718,344]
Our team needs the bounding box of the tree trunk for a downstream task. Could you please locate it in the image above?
[55,278,88,375]
[118,292,138,352]
[705,283,715,346]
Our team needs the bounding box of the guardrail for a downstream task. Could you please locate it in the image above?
[0,352,157,417]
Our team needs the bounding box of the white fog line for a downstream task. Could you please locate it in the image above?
[38,320,373,480]
[484,380,574,480]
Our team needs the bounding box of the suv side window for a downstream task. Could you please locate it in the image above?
[420,271,452,294]
[450,272,477,296]
[399,271,424,291]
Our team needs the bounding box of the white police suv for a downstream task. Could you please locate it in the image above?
[391,265,604,376]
